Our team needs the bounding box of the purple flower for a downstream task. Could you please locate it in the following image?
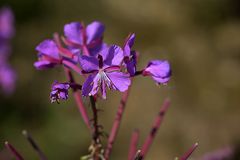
[80,45,131,99]
[0,7,14,40]
[0,64,16,94]
[143,60,171,84]
[34,40,62,69]
[50,81,70,103]
[63,21,106,56]
[123,33,137,76]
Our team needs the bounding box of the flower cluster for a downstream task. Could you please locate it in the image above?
[34,21,171,101]
[0,7,16,95]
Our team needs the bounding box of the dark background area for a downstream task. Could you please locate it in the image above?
[0,0,240,159]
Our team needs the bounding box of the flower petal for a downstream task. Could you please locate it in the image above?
[64,22,83,44]
[34,60,56,70]
[124,33,135,56]
[82,74,99,96]
[88,42,107,57]
[106,72,131,92]
[36,40,59,59]
[144,60,170,77]
[79,55,99,72]
[86,21,105,44]
[152,76,170,84]
[100,45,124,67]
[0,7,14,39]
[126,51,137,76]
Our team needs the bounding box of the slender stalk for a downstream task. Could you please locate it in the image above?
[89,96,104,160]
[90,96,100,143]
[179,143,198,160]
[134,150,143,160]
[22,130,48,160]
[140,98,171,159]
[5,141,24,160]
[64,68,91,131]
[104,88,131,159]
[128,129,140,160]
[62,60,82,75]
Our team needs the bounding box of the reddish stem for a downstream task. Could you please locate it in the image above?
[64,68,92,132]
[104,88,131,159]
[22,130,47,160]
[180,143,198,160]
[62,60,82,75]
[5,141,24,160]
[82,45,90,56]
[128,129,140,160]
[140,98,171,159]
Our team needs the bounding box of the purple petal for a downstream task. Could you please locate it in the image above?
[82,74,97,96]
[52,83,70,90]
[0,65,16,94]
[36,40,59,59]
[88,42,108,57]
[126,51,137,76]
[0,7,14,39]
[143,60,171,84]
[152,76,170,84]
[59,92,68,100]
[106,72,131,92]
[144,60,170,77]
[64,22,83,44]
[124,33,135,56]
[79,55,99,72]
[100,45,124,67]
[34,60,56,70]
[86,21,104,44]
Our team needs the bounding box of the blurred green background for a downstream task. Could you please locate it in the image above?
[0,0,240,159]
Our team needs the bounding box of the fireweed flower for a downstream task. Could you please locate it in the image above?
[123,33,137,76]
[34,40,62,69]
[142,60,171,84]
[0,7,16,94]
[80,45,131,99]
[50,81,70,103]
[0,64,16,94]
[63,21,106,56]
[0,7,14,40]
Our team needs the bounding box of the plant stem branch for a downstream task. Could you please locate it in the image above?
[128,129,140,160]
[64,68,91,132]
[5,141,24,160]
[22,130,47,160]
[90,96,100,143]
[180,143,198,160]
[104,88,131,160]
[140,98,171,159]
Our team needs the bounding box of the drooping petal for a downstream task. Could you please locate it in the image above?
[64,22,83,44]
[123,33,135,56]
[36,40,59,59]
[100,45,124,67]
[125,51,137,76]
[86,21,104,44]
[152,76,171,84]
[50,81,70,103]
[106,72,131,92]
[144,60,170,77]
[79,55,99,72]
[34,60,57,70]
[82,74,96,96]
[143,60,171,84]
